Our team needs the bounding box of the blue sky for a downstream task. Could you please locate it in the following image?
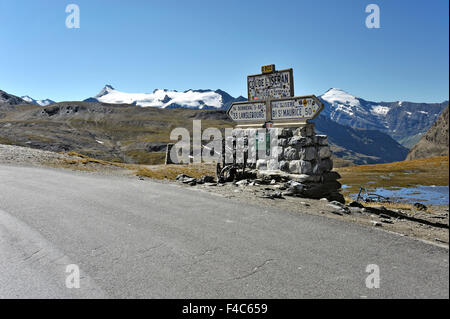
[0,0,448,102]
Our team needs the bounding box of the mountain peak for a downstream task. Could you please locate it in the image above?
[20,95,55,106]
[322,88,355,97]
[321,88,359,107]
[96,85,115,98]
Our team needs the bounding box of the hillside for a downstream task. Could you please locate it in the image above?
[0,102,232,164]
[315,115,409,165]
[406,106,449,160]
[0,100,409,165]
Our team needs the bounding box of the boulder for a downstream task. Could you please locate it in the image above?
[279,160,289,172]
[294,125,315,137]
[349,201,364,208]
[284,146,299,160]
[289,136,313,147]
[316,135,329,146]
[318,158,333,173]
[289,160,313,175]
[201,175,215,183]
[299,146,317,161]
[323,171,341,182]
[318,146,332,159]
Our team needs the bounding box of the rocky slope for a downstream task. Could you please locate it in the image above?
[315,115,409,164]
[0,90,30,109]
[406,106,449,160]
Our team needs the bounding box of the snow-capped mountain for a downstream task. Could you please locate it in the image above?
[319,88,448,147]
[21,95,55,106]
[85,85,245,110]
[84,86,447,147]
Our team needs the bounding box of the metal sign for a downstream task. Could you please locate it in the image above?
[226,100,267,124]
[271,95,323,122]
[228,65,324,127]
[247,68,294,101]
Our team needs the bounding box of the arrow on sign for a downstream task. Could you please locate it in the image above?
[226,100,267,124]
[270,95,324,122]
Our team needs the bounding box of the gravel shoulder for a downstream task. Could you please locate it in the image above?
[0,144,132,176]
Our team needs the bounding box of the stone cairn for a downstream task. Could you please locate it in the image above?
[234,124,344,202]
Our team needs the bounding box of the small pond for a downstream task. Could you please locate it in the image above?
[346,185,449,205]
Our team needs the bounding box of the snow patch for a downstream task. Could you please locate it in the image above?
[22,96,33,103]
[95,86,223,109]
[321,88,361,108]
[371,105,390,115]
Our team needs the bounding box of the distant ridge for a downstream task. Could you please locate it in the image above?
[21,95,55,106]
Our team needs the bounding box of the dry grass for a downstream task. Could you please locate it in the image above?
[62,152,136,169]
[135,164,216,180]
[123,151,166,165]
[364,201,415,211]
[337,156,449,195]
[0,136,17,145]
[343,196,414,210]
[58,151,216,180]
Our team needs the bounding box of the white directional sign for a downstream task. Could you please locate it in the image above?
[271,96,323,122]
[226,101,266,123]
[247,69,294,101]
[228,65,324,127]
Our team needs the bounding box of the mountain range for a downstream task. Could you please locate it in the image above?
[21,96,55,106]
[320,88,448,148]
[0,86,447,165]
[84,85,246,110]
[84,85,447,148]
[4,85,447,148]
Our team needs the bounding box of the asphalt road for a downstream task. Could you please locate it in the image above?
[0,165,448,298]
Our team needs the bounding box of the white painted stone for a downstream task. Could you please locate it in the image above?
[256,159,267,170]
[267,159,280,170]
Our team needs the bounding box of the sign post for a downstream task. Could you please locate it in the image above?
[227,65,324,128]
